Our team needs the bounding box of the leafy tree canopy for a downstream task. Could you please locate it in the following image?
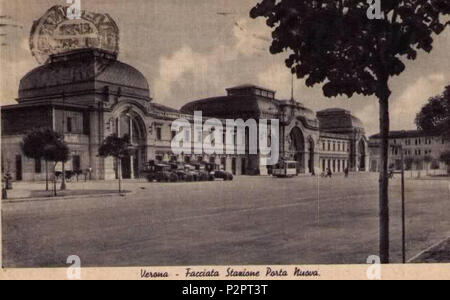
[416,85,450,138]
[44,141,70,163]
[250,0,450,98]
[98,134,132,158]
[22,128,69,163]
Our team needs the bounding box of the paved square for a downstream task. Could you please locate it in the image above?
[2,173,450,267]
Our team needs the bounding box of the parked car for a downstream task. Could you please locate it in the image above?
[183,164,198,182]
[192,163,213,181]
[144,163,179,182]
[169,163,190,181]
[204,163,234,181]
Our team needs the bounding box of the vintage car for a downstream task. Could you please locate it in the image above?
[144,163,179,182]
[183,164,198,182]
[192,163,213,181]
[169,163,191,181]
[204,163,234,181]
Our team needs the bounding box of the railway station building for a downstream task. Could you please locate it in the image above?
[1,48,369,181]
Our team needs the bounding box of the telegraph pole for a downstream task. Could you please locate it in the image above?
[400,146,406,263]
[392,144,406,263]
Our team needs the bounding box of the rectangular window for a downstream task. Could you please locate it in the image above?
[67,117,73,133]
[35,159,42,174]
[83,112,90,135]
[72,155,81,171]
[156,127,162,141]
[15,155,23,181]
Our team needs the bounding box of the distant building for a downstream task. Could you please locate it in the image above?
[368,130,450,173]
[317,109,369,173]
[1,49,369,181]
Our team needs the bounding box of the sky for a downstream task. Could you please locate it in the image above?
[0,0,449,136]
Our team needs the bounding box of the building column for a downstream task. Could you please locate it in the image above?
[131,155,136,179]
[226,156,233,173]
[259,155,268,176]
[236,157,243,176]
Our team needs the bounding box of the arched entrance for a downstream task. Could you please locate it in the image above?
[116,109,147,179]
[308,137,315,174]
[289,127,305,174]
[359,139,366,171]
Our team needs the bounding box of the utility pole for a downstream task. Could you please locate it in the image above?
[400,146,406,263]
[61,92,67,191]
[291,72,294,101]
[392,144,406,263]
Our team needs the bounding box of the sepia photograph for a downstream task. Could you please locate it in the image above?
[0,0,449,281]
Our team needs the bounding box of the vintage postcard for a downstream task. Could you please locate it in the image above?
[0,0,449,282]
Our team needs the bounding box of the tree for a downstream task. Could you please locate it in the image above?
[44,140,70,196]
[416,85,450,139]
[98,134,132,193]
[21,128,69,193]
[22,129,48,190]
[250,0,450,264]
[440,151,450,174]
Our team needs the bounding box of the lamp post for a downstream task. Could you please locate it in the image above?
[61,92,67,191]
[392,144,406,263]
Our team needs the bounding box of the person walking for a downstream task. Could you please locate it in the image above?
[327,168,332,178]
[344,167,349,178]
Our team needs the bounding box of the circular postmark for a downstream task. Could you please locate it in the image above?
[29,5,120,65]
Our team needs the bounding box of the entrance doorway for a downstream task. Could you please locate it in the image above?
[359,140,366,171]
[15,155,22,181]
[308,137,315,174]
[115,109,147,179]
[232,158,236,175]
[290,127,305,173]
[121,155,132,179]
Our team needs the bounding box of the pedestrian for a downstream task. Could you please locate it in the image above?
[327,168,332,178]
[344,167,349,178]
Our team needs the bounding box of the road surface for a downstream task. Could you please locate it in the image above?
[2,173,450,267]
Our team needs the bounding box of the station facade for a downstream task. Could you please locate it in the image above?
[1,48,369,181]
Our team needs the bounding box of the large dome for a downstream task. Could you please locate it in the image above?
[19,49,150,101]
[317,108,365,134]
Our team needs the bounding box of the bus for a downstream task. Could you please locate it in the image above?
[272,161,298,178]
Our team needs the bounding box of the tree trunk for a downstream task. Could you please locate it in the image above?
[378,83,391,264]
[53,163,57,197]
[117,157,122,194]
[45,160,49,191]
[61,160,66,190]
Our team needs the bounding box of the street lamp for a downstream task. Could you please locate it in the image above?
[61,92,67,191]
[391,144,406,264]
